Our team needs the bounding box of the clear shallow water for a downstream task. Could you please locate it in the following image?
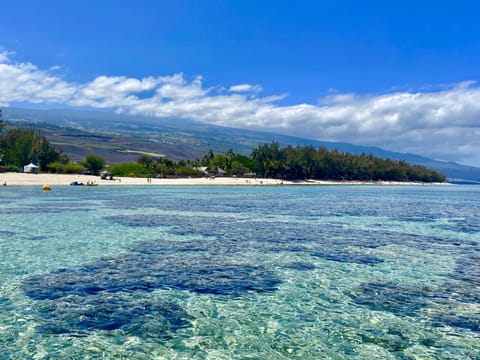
[0,185,479,359]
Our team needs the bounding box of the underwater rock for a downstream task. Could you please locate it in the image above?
[455,255,480,286]
[350,280,480,333]
[23,248,281,300]
[22,238,282,335]
[431,314,480,332]
[349,282,432,317]
[311,250,384,265]
[37,294,192,336]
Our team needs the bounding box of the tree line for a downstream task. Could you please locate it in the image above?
[106,144,446,182]
[0,111,446,182]
[251,142,446,182]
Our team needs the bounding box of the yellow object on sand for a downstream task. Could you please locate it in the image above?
[42,185,52,191]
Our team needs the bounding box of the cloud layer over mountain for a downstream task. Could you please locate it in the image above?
[1,51,479,166]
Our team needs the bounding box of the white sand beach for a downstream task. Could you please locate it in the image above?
[0,173,288,186]
[0,172,448,187]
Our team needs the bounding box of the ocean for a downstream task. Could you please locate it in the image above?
[0,185,479,359]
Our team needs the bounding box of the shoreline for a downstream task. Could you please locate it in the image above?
[0,172,449,187]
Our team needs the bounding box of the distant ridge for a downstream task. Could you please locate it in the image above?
[3,107,480,182]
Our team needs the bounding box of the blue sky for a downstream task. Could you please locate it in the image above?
[1,1,480,166]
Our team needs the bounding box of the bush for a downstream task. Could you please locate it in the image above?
[47,161,65,173]
[47,161,85,174]
[110,162,153,177]
[6,165,20,172]
[64,163,86,174]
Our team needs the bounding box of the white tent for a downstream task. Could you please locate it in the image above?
[193,166,209,175]
[23,162,39,173]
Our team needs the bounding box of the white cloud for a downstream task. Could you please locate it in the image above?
[0,61,77,104]
[155,74,206,100]
[229,84,263,93]
[0,50,15,63]
[1,51,480,166]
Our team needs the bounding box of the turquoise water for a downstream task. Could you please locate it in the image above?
[0,185,479,359]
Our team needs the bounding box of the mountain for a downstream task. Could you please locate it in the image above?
[3,107,480,182]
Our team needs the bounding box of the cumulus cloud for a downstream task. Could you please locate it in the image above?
[0,52,77,104]
[0,50,480,166]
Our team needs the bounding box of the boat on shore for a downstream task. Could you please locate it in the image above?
[70,181,98,186]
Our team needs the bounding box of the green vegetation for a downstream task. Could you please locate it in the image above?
[251,142,446,182]
[109,162,152,177]
[0,110,63,172]
[0,128,61,171]
[47,160,86,174]
[104,143,444,182]
[83,154,106,175]
[109,158,204,178]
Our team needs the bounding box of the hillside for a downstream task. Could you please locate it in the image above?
[3,107,480,182]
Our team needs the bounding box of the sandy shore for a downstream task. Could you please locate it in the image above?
[0,172,448,187]
[0,173,288,186]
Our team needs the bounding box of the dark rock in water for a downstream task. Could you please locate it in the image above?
[23,243,281,300]
[349,282,431,317]
[455,255,480,286]
[22,238,281,335]
[350,280,480,333]
[431,314,480,332]
[37,294,192,336]
[311,250,384,265]
[443,283,480,304]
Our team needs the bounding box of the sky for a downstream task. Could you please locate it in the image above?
[1,0,480,166]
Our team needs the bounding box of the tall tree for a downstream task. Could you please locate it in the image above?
[201,150,215,166]
[83,154,106,175]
